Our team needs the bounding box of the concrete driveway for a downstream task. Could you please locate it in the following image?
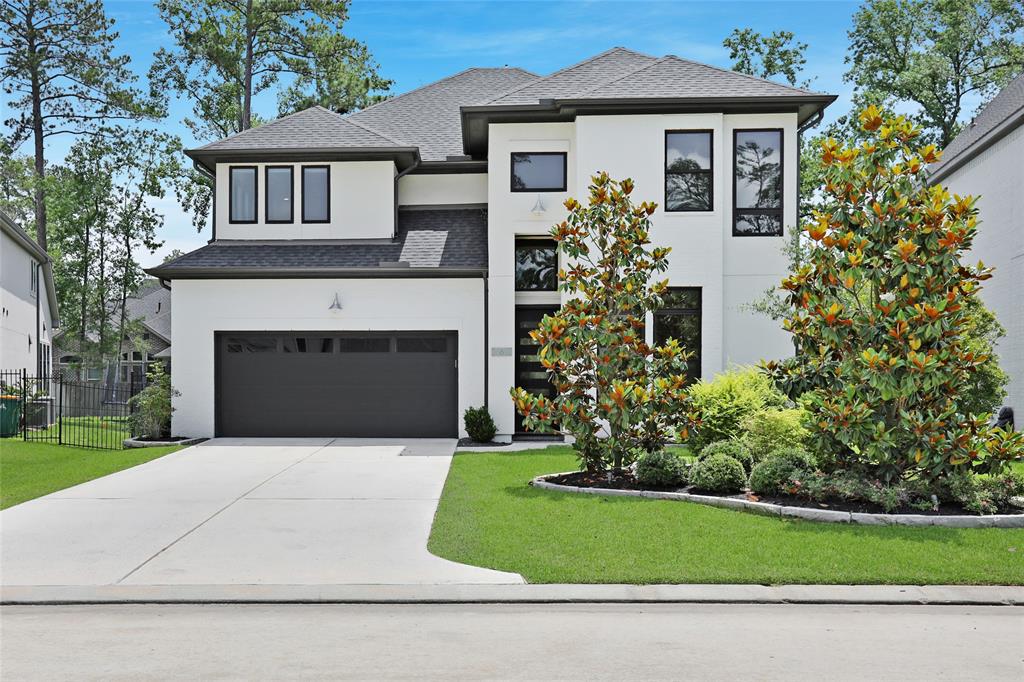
[0,439,522,587]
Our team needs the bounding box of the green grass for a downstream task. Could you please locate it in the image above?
[428,447,1024,585]
[0,438,182,509]
[21,416,132,449]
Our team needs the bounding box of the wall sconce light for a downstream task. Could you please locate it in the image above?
[329,293,343,310]
[531,195,546,215]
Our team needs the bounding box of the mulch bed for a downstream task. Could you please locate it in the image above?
[457,438,511,447]
[546,470,1024,516]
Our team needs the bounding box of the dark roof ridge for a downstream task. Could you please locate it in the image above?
[353,66,539,119]
[480,46,656,104]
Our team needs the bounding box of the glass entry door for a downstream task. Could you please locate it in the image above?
[514,305,560,435]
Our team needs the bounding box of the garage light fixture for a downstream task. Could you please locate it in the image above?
[329,293,343,310]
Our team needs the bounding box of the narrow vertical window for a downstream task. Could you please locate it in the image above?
[733,129,783,236]
[653,287,701,383]
[665,131,713,211]
[302,165,330,223]
[265,166,293,223]
[229,166,257,223]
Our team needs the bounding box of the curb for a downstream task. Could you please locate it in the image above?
[123,437,206,449]
[531,475,1024,528]
[3,584,1022,606]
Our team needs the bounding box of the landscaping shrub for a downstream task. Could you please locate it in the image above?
[698,438,754,473]
[635,450,687,487]
[944,471,1024,515]
[740,409,807,462]
[128,363,179,439]
[748,448,815,496]
[686,367,785,452]
[463,406,497,443]
[689,453,746,493]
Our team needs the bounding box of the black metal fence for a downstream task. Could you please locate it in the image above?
[0,370,141,450]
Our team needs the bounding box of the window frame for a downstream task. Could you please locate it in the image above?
[29,263,38,298]
[732,128,784,237]
[514,237,560,292]
[510,152,567,193]
[301,164,331,224]
[228,165,258,224]
[653,286,702,382]
[664,130,714,213]
[264,165,294,224]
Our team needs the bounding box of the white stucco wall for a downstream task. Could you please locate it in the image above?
[1,230,54,373]
[940,123,1024,414]
[398,173,487,206]
[215,161,396,240]
[485,114,798,437]
[170,277,485,438]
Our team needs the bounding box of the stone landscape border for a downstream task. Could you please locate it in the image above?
[123,437,206,449]
[531,473,1024,528]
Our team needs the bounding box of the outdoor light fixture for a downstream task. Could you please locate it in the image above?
[329,292,343,310]
[531,195,546,215]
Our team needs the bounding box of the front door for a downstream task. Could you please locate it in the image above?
[514,305,559,435]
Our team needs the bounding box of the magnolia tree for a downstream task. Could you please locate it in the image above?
[510,173,699,472]
[765,106,1023,482]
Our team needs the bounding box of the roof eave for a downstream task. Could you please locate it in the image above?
[460,94,837,156]
[144,265,487,280]
[184,146,422,174]
[928,106,1024,184]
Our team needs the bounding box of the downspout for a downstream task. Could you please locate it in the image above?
[483,275,489,410]
[35,262,41,377]
[192,161,217,243]
[392,156,421,240]
[796,108,826,224]
[158,278,171,291]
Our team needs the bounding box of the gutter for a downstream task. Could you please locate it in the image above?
[190,160,217,243]
[144,266,488,280]
[796,106,826,224]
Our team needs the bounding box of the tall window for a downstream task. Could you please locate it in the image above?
[653,287,701,382]
[511,153,567,192]
[733,129,783,236]
[514,239,558,291]
[302,166,330,222]
[265,166,293,223]
[229,166,257,223]
[29,263,38,298]
[665,131,712,211]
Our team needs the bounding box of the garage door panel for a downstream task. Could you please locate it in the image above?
[216,332,457,437]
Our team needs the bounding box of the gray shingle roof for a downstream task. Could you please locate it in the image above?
[348,68,538,161]
[148,208,488,278]
[196,106,409,152]
[125,285,171,341]
[930,72,1024,181]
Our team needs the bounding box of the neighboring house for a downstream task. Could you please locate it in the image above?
[54,279,172,388]
[929,72,1024,420]
[148,47,835,440]
[1,211,59,377]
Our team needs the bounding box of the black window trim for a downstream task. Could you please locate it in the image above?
[653,286,702,381]
[301,164,331,224]
[664,129,714,213]
[510,151,567,193]
[264,165,294,224]
[732,128,784,237]
[228,165,258,224]
[514,236,560,292]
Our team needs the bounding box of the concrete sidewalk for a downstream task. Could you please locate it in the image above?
[3,583,1021,605]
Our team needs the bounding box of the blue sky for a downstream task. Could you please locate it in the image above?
[12,0,864,265]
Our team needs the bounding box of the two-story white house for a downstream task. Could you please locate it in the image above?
[149,48,835,440]
[1,210,59,377]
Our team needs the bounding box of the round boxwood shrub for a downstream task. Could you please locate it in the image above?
[748,448,815,496]
[739,408,808,462]
[698,438,754,473]
[689,454,746,493]
[463,406,497,443]
[635,450,688,487]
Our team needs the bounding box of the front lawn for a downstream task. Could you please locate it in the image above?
[0,438,182,509]
[428,447,1024,585]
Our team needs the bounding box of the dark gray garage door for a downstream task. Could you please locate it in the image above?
[216,331,457,437]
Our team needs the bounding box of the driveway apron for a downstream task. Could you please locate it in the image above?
[0,439,522,586]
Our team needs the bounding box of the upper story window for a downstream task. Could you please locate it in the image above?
[265,166,293,223]
[665,131,712,211]
[29,263,38,298]
[733,129,783,236]
[511,153,566,192]
[302,165,330,223]
[514,238,558,291]
[229,166,257,223]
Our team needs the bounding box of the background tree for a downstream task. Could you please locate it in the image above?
[511,174,699,472]
[723,28,810,87]
[846,0,1024,147]
[765,106,1022,482]
[0,0,160,249]
[150,0,391,232]
[0,139,35,225]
